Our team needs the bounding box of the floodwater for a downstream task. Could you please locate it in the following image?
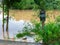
[0,12,25,38]
[0,9,60,42]
[0,10,35,42]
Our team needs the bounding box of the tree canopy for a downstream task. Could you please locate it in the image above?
[2,0,60,10]
[4,0,21,8]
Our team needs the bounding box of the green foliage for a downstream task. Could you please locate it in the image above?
[56,16,60,22]
[34,0,46,9]
[4,0,21,7]
[11,0,39,10]
[34,0,60,10]
[3,0,60,10]
[10,0,60,10]
[16,20,60,45]
[43,22,60,44]
[3,0,21,11]
[3,18,6,23]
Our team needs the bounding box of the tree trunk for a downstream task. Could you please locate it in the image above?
[40,9,46,45]
[2,0,5,39]
[6,6,9,39]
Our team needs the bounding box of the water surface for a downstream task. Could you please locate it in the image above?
[0,11,33,40]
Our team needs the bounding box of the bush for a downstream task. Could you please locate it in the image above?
[43,22,60,45]
[56,16,60,22]
[16,20,60,45]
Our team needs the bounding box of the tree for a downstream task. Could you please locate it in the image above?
[3,0,21,39]
[16,0,60,45]
[34,0,46,44]
[3,0,60,10]
[2,0,5,39]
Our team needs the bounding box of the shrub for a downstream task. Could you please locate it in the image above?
[43,22,60,45]
[56,16,60,22]
[16,21,60,45]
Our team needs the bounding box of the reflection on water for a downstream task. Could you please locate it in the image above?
[0,11,33,40]
[0,18,2,39]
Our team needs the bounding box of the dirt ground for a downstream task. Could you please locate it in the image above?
[9,10,60,23]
